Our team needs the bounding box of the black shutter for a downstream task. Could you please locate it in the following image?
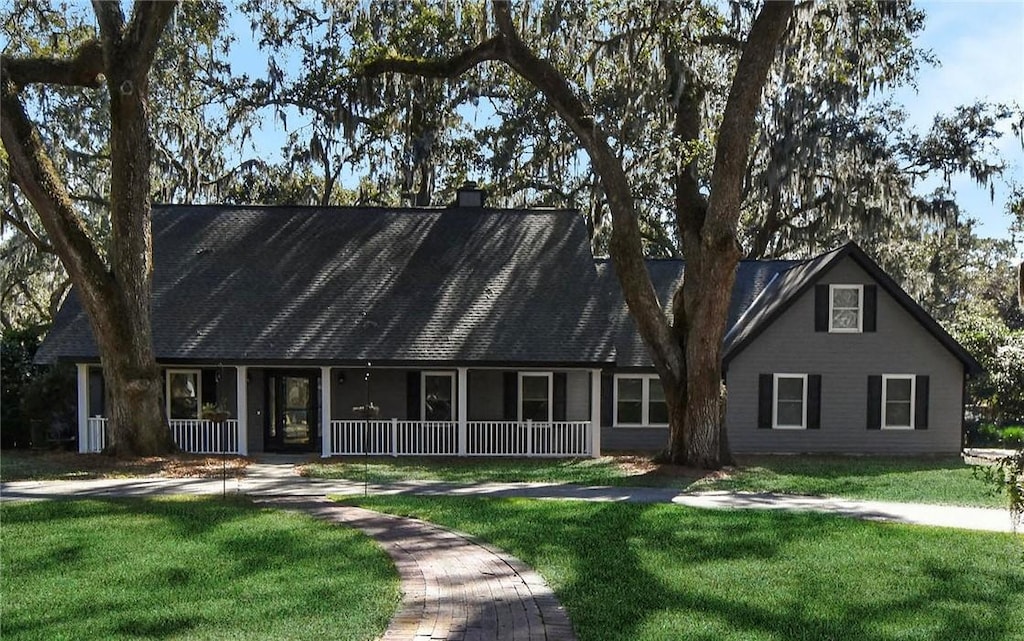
[503,372,518,420]
[601,372,614,427]
[807,375,822,430]
[915,375,929,430]
[553,373,567,421]
[814,285,829,332]
[758,374,773,429]
[406,372,421,420]
[867,375,882,430]
[863,285,877,332]
[201,369,218,407]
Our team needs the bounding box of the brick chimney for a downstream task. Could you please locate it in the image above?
[453,181,486,208]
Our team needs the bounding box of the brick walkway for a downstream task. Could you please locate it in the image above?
[259,497,577,641]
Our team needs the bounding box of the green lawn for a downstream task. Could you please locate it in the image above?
[1,497,399,641]
[349,495,1024,641]
[304,455,1006,508]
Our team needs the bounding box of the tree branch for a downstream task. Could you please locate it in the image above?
[362,36,508,78]
[0,39,104,88]
[123,1,178,76]
[1,206,55,255]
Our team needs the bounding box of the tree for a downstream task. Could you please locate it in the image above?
[1,1,177,456]
[356,0,794,467]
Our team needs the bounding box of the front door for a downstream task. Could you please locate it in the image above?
[265,371,318,452]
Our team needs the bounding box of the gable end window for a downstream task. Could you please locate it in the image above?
[758,373,821,430]
[815,284,877,332]
[614,375,668,427]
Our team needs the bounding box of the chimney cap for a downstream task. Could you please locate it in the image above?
[453,181,486,208]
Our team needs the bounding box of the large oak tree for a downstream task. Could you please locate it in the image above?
[1,1,177,455]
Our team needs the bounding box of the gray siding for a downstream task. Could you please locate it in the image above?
[468,370,504,420]
[601,426,667,452]
[246,369,264,453]
[725,257,964,454]
[332,368,410,420]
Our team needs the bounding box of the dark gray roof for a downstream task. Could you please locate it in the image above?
[596,258,800,368]
[38,205,614,365]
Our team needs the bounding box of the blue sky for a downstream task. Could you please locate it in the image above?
[888,1,1023,248]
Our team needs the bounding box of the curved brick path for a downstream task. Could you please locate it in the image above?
[258,497,577,641]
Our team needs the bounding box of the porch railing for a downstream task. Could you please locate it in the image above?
[80,417,241,454]
[327,419,591,457]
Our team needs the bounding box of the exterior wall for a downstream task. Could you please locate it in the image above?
[246,368,264,454]
[216,368,238,416]
[468,370,504,421]
[565,370,591,421]
[332,368,410,420]
[601,426,667,452]
[725,257,964,454]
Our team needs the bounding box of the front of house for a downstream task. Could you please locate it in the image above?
[38,190,981,457]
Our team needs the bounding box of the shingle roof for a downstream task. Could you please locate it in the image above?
[37,205,614,365]
[596,258,800,368]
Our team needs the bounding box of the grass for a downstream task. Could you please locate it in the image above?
[303,454,1007,508]
[1,497,400,641]
[347,494,1024,641]
[0,449,249,481]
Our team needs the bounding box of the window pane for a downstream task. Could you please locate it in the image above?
[832,309,859,329]
[885,401,911,427]
[168,372,199,420]
[522,400,549,422]
[777,377,804,401]
[617,401,643,424]
[886,378,912,402]
[648,401,668,424]
[832,287,860,308]
[777,400,803,426]
[522,375,548,400]
[649,380,665,402]
[424,375,453,421]
[618,378,643,401]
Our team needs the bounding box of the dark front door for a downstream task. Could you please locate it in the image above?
[265,371,318,452]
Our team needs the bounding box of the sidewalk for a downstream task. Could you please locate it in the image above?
[2,461,1017,533]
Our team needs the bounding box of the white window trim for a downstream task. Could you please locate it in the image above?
[518,372,553,423]
[421,371,456,422]
[772,373,807,430]
[881,374,915,430]
[166,369,202,420]
[828,284,864,333]
[613,374,669,428]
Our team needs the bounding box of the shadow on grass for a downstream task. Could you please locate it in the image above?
[354,496,1024,641]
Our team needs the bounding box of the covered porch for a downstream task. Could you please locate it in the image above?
[76,365,603,458]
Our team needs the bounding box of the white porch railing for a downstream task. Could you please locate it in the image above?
[327,419,591,457]
[80,417,241,454]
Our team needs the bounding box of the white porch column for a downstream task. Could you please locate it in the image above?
[590,369,602,458]
[321,366,332,458]
[235,366,248,455]
[457,367,468,456]
[77,364,89,453]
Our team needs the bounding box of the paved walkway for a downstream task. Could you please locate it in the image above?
[260,497,575,641]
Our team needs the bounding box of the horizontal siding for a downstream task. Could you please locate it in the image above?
[601,426,668,452]
[726,257,963,455]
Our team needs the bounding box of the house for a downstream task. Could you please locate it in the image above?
[37,188,981,456]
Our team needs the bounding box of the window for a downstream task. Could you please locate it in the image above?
[422,372,455,422]
[829,284,863,333]
[166,370,200,420]
[773,374,807,429]
[882,374,915,429]
[520,373,552,422]
[614,375,669,427]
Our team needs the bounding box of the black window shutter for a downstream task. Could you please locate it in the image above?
[503,372,518,421]
[201,368,218,406]
[915,375,929,430]
[814,285,829,332]
[807,375,822,430]
[867,375,882,430]
[758,374,773,429]
[553,373,567,421]
[406,371,421,420]
[601,372,614,427]
[863,285,878,332]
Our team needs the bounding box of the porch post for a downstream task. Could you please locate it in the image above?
[590,368,602,458]
[77,363,89,453]
[457,367,468,456]
[320,366,332,458]
[236,366,248,455]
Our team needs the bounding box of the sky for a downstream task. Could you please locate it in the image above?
[887,0,1024,248]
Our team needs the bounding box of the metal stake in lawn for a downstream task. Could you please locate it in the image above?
[364,361,371,497]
